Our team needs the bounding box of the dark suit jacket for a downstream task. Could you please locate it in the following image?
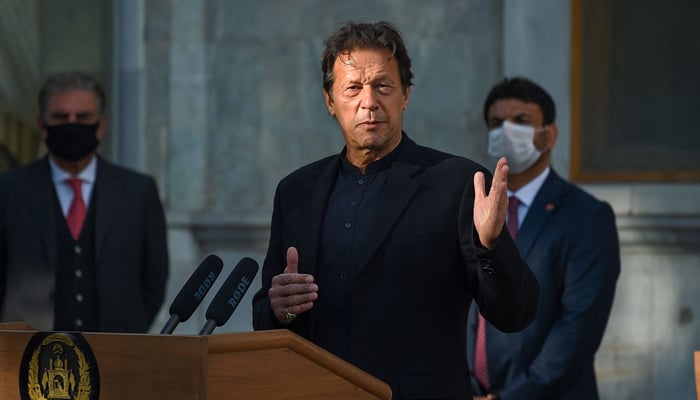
[0,156,169,332]
[467,170,620,399]
[253,135,539,399]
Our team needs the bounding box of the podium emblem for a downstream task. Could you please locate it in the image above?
[19,332,99,400]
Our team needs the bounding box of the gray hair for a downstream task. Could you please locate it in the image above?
[38,71,106,117]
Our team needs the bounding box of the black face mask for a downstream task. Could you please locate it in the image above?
[44,123,100,161]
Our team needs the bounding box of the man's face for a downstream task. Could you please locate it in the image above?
[39,89,106,141]
[324,48,410,162]
[486,98,551,151]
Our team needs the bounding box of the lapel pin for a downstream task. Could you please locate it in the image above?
[545,203,555,211]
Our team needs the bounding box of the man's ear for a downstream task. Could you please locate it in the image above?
[37,115,48,141]
[96,115,108,142]
[323,90,335,116]
[402,86,411,111]
[545,123,558,151]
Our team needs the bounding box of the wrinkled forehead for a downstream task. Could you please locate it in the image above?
[45,89,100,114]
[334,49,398,80]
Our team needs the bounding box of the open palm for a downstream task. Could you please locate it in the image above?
[473,157,509,249]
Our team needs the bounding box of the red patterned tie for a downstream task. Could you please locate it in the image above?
[475,196,520,390]
[474,311,490,390]
[66,177,86,240]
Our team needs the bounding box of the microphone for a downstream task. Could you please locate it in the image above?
[199,257,259,335]
[160,254,224,334]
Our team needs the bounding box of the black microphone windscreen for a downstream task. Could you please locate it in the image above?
[204,257,259,327]
[169,254,224,321]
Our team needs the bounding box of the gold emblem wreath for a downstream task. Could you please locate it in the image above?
[25,333,93,400]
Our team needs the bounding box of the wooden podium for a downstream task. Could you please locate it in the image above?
[0,324,391,399]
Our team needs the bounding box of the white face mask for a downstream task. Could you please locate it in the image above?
[488,120,543,174]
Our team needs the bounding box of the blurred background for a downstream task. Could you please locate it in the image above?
[0,0,698,398]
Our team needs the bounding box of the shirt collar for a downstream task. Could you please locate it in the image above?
[507,166,550,207]
[340,133,403,176]
[49,156,98,185]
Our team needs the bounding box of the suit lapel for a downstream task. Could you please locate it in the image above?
[24,157,58,271]
[297,141,422,275]
[94,158,121,258]
[515,170,567,257]
[296,157,339,276]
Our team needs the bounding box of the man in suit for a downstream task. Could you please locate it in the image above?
[0,71,169,333]
[252,21,539,399]
[468,77,620,399]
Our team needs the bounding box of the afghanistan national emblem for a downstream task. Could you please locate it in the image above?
[19,332,100,400]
